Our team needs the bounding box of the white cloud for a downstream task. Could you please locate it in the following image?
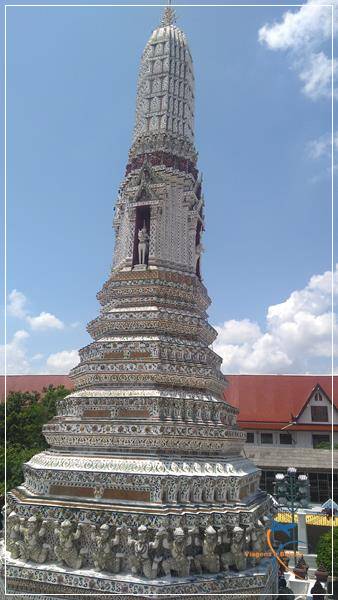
[7,289,28,319]
[307,131,338,158]
[4,290,76,373]
[214,265,337,374]
[46,350,79,373]
[26,312,64,331]
[258,2,333,51]
[214,319,261,345]
[299,52,336,100]
[0,330,31,375]
[0,336,78,375]
[7,289,65,331]
[259,1,336,100]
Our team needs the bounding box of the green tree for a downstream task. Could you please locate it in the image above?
[0,445,42,496]
[316,528,338,576]
[315,442,332,449]
[1,385,70,495]
[314,442,338,450]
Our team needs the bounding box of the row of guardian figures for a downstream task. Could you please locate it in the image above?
[7,511,268,579]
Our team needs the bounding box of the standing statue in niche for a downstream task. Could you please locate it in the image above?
[138,223,149,265]
[195,241,204,272]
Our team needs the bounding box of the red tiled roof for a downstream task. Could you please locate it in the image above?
[287,423,338,431]
[0,375,73,400]
[1,374,337,432]
[225,374,337,426]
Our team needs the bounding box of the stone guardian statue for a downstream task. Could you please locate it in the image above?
[128,524,158,579]
[248,520,266,566]
[227,526,249,571]
[92,523,122,573]
[19,515,50,564]
[195,525,221,574]
[54,519,86,570]
[162,527,195,577]
[7,511,22,559]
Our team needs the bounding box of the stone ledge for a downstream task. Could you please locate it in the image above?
[9,488,271,520]
[245,446,338,470]
[6,558,275,596]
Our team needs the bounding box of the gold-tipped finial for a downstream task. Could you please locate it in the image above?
[161,0,176,26]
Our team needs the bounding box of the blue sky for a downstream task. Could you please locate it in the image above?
[3,1,336,374]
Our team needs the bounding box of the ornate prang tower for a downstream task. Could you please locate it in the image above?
[6,7,277,598]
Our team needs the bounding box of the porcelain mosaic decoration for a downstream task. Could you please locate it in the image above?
[5,7,277,598]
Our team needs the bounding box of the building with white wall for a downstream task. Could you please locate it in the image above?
[225,375,337,502]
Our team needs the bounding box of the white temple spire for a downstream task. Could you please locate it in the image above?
[6,9,275,598]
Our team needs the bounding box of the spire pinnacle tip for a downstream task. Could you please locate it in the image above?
[161,3,176,26]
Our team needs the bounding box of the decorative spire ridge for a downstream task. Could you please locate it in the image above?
[161,1,176,26]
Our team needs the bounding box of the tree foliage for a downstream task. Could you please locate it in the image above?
[316,528,338,575]
[1,386,70,495]
[0,445,42,496]
[315,442,338,450]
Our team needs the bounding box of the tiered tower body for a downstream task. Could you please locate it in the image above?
[6,8,277,598]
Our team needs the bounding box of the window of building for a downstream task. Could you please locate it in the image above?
[312,434,330,449]
[314,391,323,402]
[246,432,254,443]
[280,433,293,445]
[259,470,278,495]
[261,432,273,444]
[311,405,328,422]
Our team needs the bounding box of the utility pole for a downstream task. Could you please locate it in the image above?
[273,467,310,565]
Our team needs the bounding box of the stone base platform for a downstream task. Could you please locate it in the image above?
[6,557,277,598]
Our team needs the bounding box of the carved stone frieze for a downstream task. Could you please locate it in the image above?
[6,504,275,583]
[7,489,273,526]
[56,391,236,424]
[26,452,257,476]
[23,459,260,505]
[69,372,225,397]
[86,307,217,345]
[78,337,221,368]
[42,433,245,455]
